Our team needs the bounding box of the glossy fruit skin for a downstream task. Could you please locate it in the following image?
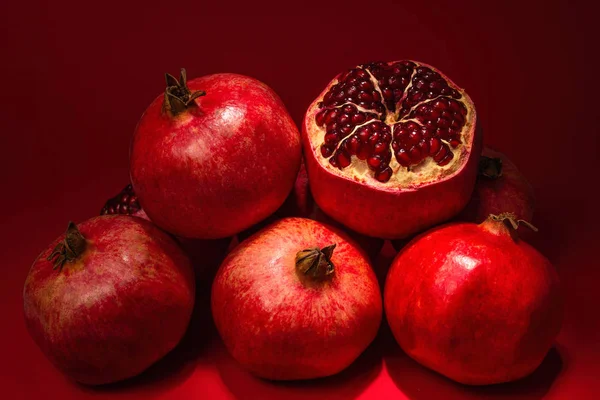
[130,73,302,239]
[212,218,382,380]
[303,62,482,240]
[23,216,195,385]
[459,147,535,224]
[384,218,563,385]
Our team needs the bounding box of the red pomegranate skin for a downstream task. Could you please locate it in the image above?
[459,147,535,224]
[384,217,563,385]
[130,73,301,239]
[23,216,195,385]
[212,218,382,380]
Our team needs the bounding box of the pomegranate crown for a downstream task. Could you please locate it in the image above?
[47,222,87,271]
[163,68,206,116]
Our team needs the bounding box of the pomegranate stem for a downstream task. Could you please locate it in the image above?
[295,244,336,280]
[478,156,503,179]
[46,222,87,271]
[163,68,206,116]
[489,213,538,232]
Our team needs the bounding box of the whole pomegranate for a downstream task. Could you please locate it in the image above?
[384,213,563,385]
[238,161,385,259]
[212,218,382,380]
[458,147,535,224]
[303,61,482,239]
[23,216,195,385]
[130,69,301,239]
[101,184,231,277]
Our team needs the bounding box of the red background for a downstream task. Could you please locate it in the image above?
[1,0,598,398]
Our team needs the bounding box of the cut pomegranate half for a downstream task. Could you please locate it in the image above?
[303,60,481,239]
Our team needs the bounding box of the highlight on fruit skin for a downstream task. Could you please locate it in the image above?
[212,217,382,380]
[23,216,195,385]
[303,60,482,239]
[384,213,563,385]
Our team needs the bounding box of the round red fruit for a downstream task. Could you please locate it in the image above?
[23,216,195,385]
[130,69,301,239]
[212,218,382,380]
[303,60,482,239]
[384,213,563,385]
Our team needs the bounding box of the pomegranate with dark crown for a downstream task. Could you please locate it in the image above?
[23,216,195,385]
[101,184,231,277]
[212,218,382,380]
[384,213,563,385]
[130,69,302,239]
[303,60,482,239]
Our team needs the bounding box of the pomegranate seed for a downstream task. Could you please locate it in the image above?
[373,142,387,155]
[368,155,382,169]
[409,146,423,163]
[392,141,400,152]
[418,139,430,155]
[329,157,339,168]
[340,125,352,135]
[346,136,361,154]
[433,145,449,163]
[356,69,368,79]
[335,150,351,168]
[316,109,327,126]
[396,149,411,167]
[438,150,454,166]
[368,132,381,147]
[352,113,366,124]
[324,132,339,145]
[322,145,337,157]
[357,145,370,160]
[437,118,450,128]
[338,114,350,125]
[450,139,461,147]
[429,137,442,156]
[375,166,393,182]
[408,130,422,145]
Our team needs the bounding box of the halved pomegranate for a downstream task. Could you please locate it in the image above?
[303,61,482,239]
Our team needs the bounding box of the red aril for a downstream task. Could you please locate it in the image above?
[23,216,195,385]
[212,218,382,380]
[130,69,301,239]
[384,213,563,385]
[303,61,482,239]
[458,147,535,225]
[101,184,231,278]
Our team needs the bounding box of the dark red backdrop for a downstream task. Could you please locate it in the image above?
[1,0,597,398]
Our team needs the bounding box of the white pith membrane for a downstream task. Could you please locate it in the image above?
[306,61,475,188]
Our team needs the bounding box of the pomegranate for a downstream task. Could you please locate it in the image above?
[23,216,195,385]
[237,162,384,260]
[303,61,481,239]
[130,69,301,239]
[384,213,563,385]
[101,184,231,277]
[212,217,382,380]
[458,147,535,224]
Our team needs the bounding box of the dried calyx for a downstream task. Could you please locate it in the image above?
[295,244,336,280]
[488,212,538,233]
[478,156,503,179]
[47,222,87,271]
[163,68,206,116]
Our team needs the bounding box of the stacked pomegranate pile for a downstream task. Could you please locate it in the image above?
[23,63,562,386]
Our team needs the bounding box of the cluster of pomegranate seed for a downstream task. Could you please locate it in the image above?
[100,184,142,216]
[315,61,469,183]
[364,61,415,111]
[321,69,386,115]
[316,104,378,158]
